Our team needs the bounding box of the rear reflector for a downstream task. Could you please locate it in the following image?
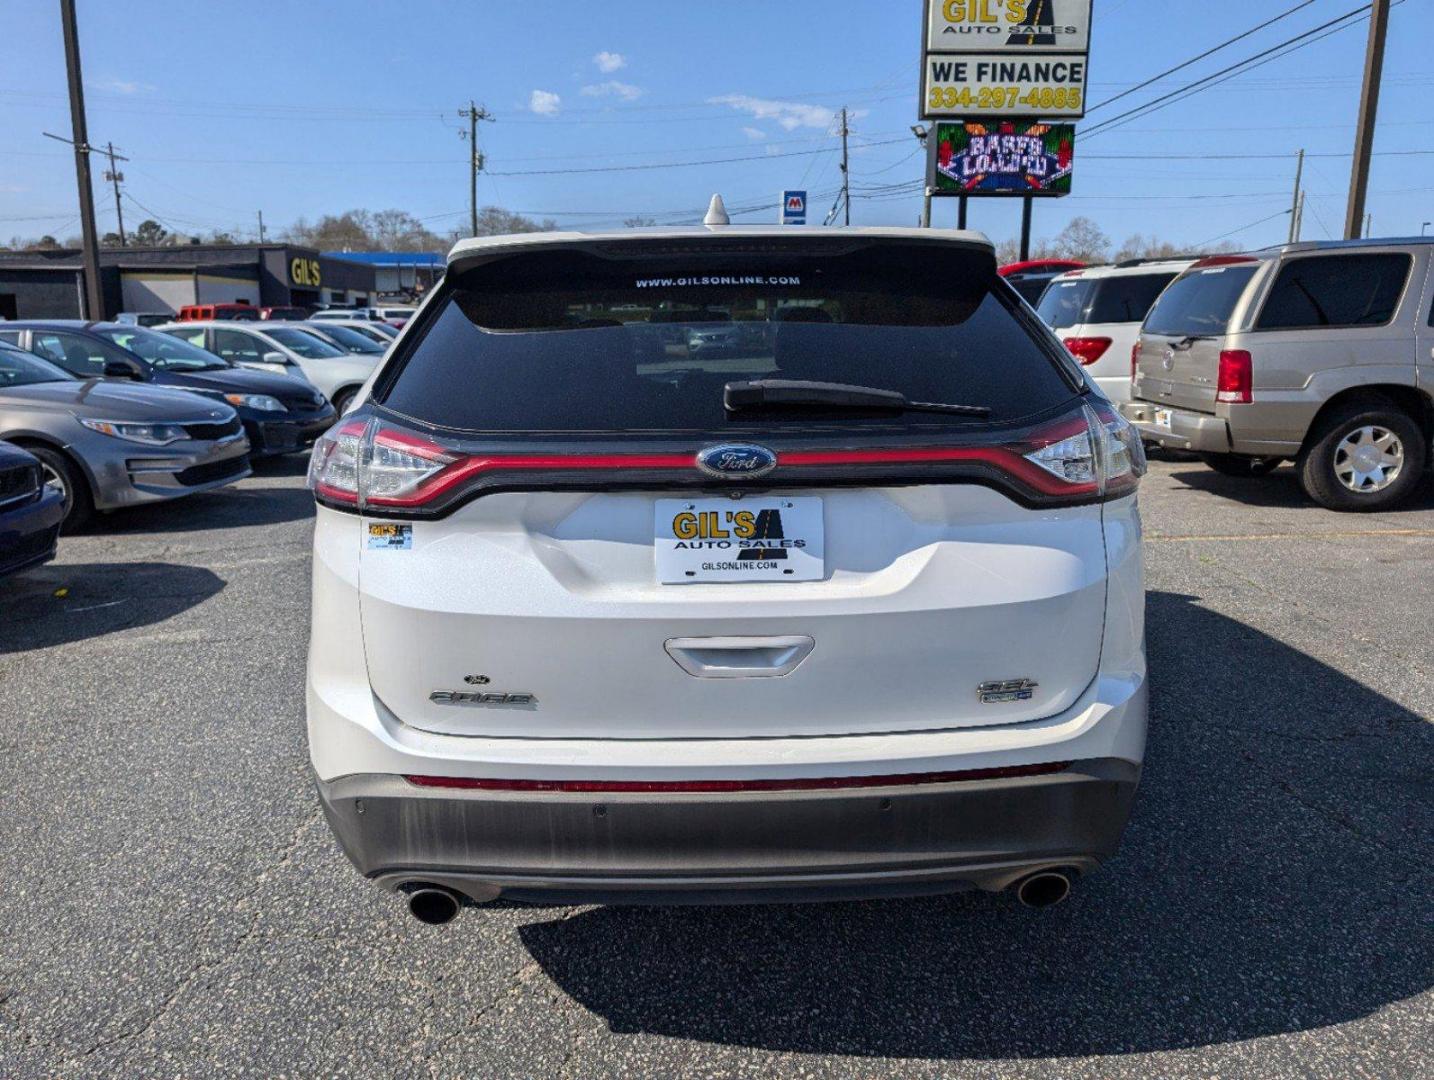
[403,761,1071,793]
[1063,336,1112,365]
[1216,349,1253,403]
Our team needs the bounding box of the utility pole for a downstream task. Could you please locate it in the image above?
[101,141,128,246]
[1293,190,1306,242]
[1287,149,1304,244]
[839,107,850,227]
[1344,0,1391,240]
[59,0,102,319]
[256,210,266,243]
[458,101,493,237]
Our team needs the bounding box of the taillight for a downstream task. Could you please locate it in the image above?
[310,405,1144,515]
[1216,349,1252,403]
[306,418,367,504]
[1063,336,1113,365]
[1131,342,1141,384]
[1087,399,1146,498]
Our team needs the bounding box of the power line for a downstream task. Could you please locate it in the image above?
[1085,0,1323,115]
[484,137,906,177]
[1193,208,1293,247]
[1082,3,1379,140]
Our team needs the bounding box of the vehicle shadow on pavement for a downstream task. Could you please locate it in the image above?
[1168,464,1434,512]
[517,590,1432,1059]
[0,562,224,653]
[84,482,316,536]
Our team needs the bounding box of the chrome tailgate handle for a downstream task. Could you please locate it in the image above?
[664,636,814,679]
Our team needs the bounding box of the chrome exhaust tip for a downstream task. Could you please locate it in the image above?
[406,884,462,925]
[1015,870,1073,909]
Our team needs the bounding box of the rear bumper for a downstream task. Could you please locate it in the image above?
[317,756,1140,904]
[1120,400,1230,452]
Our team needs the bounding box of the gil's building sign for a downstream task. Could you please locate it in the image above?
[0,244,377,321]
[920,0,1092,119]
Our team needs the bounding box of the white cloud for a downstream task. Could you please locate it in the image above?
[529,89,562,116]
[580,80,643,102]
[741,126,766,141]
[708,94,834,131]
[593,51,626,73]
[95,77,155,95]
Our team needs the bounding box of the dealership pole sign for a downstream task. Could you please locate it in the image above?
[920,1,1092,120]
[927,120,1073,196]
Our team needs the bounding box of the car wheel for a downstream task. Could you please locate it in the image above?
[331,388,356,416]
[1297,400,1426,512]
[25,444,93,532]
[1198,452,1283,477]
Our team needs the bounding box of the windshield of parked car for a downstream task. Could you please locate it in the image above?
[263,327,347,359]
[377,241,1080,433]
[309,324,384,353]
[0,343,76,386]
[1144,264,1260,337]
[97,326,230,371]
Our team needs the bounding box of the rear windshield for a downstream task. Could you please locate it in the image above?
[377,242,1080,433]
[1144,264,1259,337]
[1037,272,1179,330]
[1035,278,1095,329]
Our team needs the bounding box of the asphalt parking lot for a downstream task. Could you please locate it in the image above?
[1,454,1430,1079]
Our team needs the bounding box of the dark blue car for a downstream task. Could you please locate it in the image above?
[0,440,63,580]
[0,321,336,457]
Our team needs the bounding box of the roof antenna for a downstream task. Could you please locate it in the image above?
[703,193,730,228]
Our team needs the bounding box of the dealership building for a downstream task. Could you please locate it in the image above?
[0,243,381,321]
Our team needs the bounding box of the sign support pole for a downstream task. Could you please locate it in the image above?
[1019,196,1033,261]
[957,196,967,230]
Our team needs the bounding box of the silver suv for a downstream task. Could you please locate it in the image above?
[1122,239,1434,511]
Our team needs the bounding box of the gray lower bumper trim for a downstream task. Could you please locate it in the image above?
[316,759,1140,905]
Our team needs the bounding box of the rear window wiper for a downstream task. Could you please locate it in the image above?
[724,379,991,418]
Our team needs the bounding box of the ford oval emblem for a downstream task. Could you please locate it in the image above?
[696,443,778,479]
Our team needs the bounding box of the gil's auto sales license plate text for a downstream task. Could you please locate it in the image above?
[655,497,824,584]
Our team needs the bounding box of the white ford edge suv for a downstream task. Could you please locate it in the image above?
[306,225,1148,923]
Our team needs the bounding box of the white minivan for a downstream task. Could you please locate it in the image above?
[1036,259,1195,402]
[305,225,1148,923]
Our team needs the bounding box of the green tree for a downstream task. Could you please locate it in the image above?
[132,219,168,246]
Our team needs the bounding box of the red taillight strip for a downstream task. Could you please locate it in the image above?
[403,761,1071,793]
[366,451,698,507]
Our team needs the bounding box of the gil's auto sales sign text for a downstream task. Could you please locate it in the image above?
[921,0,1092,119]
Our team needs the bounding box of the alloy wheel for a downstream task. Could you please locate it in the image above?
[1333,425,1404,493]
[39,459,71,512]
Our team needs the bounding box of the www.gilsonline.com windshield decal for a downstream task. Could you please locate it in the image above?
[634,275,802,288]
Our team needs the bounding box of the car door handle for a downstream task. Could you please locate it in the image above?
[664,636,814,679]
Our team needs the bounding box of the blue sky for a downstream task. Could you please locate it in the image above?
[2,0,1431,251]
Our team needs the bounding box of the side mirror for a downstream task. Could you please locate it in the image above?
[103,358,141,378]
[261,351,288,365]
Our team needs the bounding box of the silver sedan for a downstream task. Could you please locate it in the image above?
[0,343,251,531]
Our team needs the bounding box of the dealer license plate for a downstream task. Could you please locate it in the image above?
[654,497,824,584]
[1152,408,1173,430]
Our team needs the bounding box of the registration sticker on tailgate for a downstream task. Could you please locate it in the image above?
[655,497,824,584]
